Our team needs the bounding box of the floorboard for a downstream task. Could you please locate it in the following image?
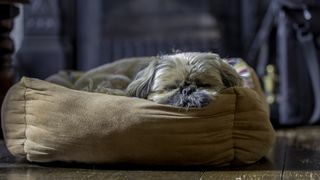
[0,126,319,179]
[278,126,320,180]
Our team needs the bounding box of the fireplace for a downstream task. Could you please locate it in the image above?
[75,0,223,70]
[15,0,264,78]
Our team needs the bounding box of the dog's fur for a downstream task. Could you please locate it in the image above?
[126,52,242,108]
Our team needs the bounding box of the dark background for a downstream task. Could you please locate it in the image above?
[14,0,269,79]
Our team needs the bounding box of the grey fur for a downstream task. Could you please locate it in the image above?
[220,62,243,87]
[167,89,211,108]
[126,60,158,98]
[126,52,242,108]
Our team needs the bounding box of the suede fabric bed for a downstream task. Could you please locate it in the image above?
[1,58,275,166]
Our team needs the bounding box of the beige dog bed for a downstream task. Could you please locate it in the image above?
[1,57,275,166]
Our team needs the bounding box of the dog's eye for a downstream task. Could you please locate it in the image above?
[198,83,211,88]
[195,80,211,88]
[165,85,178,90]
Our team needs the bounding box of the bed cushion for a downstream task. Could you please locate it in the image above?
[1,58,275,166]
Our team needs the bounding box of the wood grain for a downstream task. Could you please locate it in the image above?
[1,127,320,179]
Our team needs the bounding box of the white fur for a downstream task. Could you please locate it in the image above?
[126,52,242,108]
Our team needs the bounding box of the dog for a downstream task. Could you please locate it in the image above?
[126,52,243,108]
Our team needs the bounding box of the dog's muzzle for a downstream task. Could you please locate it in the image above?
[167,85,211,108]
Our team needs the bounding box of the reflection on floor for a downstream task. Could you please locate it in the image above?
[0,126,320,179]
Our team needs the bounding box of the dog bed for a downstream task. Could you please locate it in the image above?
[1,57,275,166]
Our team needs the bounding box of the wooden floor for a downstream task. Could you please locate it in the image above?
[0,126,320,180]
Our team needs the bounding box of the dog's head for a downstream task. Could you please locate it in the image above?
[126,52,242,108]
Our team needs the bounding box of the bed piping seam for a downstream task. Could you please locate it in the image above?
[231,87,237,164]
[23,80,28,156]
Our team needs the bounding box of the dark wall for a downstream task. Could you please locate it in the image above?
[15,0,268,78]
[100,0,222,65]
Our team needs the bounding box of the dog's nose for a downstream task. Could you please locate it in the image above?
[181,84,197,95]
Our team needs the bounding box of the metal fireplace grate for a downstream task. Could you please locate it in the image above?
[76,0,223,70]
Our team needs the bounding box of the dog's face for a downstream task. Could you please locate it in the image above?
[126,52,242,108]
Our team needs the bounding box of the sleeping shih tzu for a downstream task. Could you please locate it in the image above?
[126,52,243,108]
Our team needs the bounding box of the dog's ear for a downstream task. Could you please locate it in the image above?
[220,61,243,88]
[126,60,158,98]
